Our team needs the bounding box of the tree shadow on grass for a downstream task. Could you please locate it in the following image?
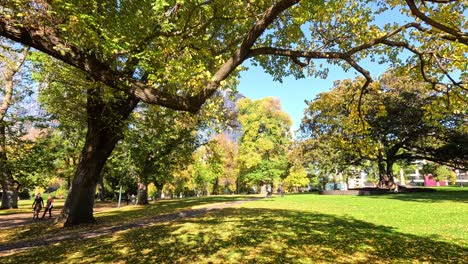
[2,195,253,244]
[94,195,253,223]
[367,191,468,204]
[3,207,466,263]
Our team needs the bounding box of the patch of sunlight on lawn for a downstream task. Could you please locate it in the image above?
[1,192,466,263]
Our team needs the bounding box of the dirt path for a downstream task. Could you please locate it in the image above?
[0,203,127,230]
[0,198,261,256]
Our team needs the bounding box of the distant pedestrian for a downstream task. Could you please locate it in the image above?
[41,195,54,219]
[279,185,285,197]
[32,193,44,220]
[266,184,272,197]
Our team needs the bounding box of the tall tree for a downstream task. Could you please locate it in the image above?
[210,134,238,194]
[33,55,137,225]
[190,133,238,195]
[0,41,29,209]
[35,55,88,190]
[237,97,292,192]
[301,74,467,188]
[126,105,202,204]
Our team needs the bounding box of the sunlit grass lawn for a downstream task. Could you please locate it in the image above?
[1,190,467,263]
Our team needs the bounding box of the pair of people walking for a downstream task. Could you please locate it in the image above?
[32,193,54,220]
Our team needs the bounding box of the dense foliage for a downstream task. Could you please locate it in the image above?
[300,73,468,187]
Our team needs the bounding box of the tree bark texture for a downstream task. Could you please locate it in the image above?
[212,177,219,195]
[377,153,396,189]
[137,182,148,205]
[60,88,138,226]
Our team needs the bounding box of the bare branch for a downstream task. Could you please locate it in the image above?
[343,57,372,129]
[408,23,458,42]
[422,0,458,4]
[249,47,344,60]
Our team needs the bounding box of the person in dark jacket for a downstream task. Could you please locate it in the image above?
[32,193,44,220]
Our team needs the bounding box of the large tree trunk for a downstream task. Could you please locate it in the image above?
[377,153,395,189]
[0,173,14,209]
[60,88,138,226]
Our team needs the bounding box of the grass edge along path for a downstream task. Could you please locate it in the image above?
[0,197,262,256]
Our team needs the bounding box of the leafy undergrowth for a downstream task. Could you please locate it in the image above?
[1,191,467,263]
[0,195,252,244]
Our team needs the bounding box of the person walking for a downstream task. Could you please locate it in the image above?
[32,193,44,220]
[41,195,54,219]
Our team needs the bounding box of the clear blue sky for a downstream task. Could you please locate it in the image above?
[237,60,389,132]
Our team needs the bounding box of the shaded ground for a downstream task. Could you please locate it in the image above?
[0,198,261,256]
[0,202,123,230]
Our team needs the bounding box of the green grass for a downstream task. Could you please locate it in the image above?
[1,191,467,263]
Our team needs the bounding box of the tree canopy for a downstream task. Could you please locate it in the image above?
[0,0,465,112]
[300,73,467,187]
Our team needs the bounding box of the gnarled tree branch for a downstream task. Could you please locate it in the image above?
[0,0,300,113]
[405,0,468,45]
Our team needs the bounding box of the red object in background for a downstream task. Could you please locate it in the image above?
[438,180,448,186]
[424,175,437,187]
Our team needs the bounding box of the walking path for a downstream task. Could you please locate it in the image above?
[0,198,261,256]
[0,203,117,230]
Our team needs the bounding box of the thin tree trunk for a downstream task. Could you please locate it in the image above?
[97,175,105,201]
[11,180,20,208]
[0,124,14,209]
[60,87,138,226]
[212,177,219,195]
[137,155,154,205]
[155,182,163,200]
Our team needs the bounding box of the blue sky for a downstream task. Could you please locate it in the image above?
[237,60,389,132]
